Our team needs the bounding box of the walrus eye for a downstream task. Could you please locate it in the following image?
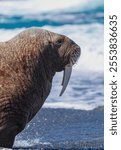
[55,39,63,47]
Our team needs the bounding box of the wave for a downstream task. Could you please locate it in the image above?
[0,0,103,16]
[0,12,103,29]
[0,13,104,30]
[43,101,103,111]
[0,0,103,29]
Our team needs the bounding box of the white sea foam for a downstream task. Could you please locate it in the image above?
[43,101,102,110]
[0,0,103,15]
[0,28,24,41]
[14,139,52,148]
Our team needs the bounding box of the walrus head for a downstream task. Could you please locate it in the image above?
[15,28,81,96]
[38,29,81,96]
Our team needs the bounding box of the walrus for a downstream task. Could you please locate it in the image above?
[0,28,81,148]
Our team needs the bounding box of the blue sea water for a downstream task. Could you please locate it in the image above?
[0,0,104,149]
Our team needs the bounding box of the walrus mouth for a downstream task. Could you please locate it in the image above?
[70,48,81,65]
[59,48,80,96]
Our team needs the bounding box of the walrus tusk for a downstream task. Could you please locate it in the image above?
[59,66,72,96]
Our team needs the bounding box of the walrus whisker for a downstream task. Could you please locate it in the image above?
[60,66,72,96]
[70,57,76,65]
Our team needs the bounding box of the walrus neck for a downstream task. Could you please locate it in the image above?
[22,51,55,85]
[40,54,56,82]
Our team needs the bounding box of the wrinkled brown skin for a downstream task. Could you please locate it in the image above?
[0,28,80,148]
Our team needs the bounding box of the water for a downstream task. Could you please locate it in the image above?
[0,0,104,149]
[14,107,104,149]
